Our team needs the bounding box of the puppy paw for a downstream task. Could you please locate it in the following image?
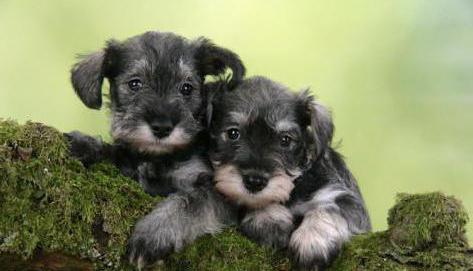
[240,220,292,249]
[126,229,174,269]
[289,226,328,270]
[64,131,104,167]
[240,204,294,249]
[289,210,349,270]
[126,199,187,268]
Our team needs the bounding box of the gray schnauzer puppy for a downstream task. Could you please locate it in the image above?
[66,31,244,195]
[209,76,371,269]
[126,76,370,270]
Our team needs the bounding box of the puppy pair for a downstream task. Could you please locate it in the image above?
[127,76,371,270]
[67,31,244,196]
[68,31,371,270]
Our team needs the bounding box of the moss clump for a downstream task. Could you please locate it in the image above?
[329,193,473,271]
[388,193,469,251]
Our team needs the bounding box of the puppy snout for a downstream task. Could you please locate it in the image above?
[243,174,268,193]
[149,120,173,139]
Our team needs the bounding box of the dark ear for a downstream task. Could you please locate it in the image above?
[194,38,245,88]
[70,51,106,109]
[70,40,122,109]
[297,89,334,162]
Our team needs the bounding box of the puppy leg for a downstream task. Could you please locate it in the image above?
[240,204,294,249]
[64,131,110,167]
[127,186,236,268]
[289,185,367,270]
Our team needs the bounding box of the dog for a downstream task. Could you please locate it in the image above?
[126,76,370,270]
[209,76,371,269]
[66,31,245,196]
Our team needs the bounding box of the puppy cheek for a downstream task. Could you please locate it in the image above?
[162,127,192,148]
[111,122,173,154]
[111,120,142,143]
[175,117,203,140]
[213,164,247,201]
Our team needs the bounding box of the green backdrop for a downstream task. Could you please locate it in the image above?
[1,0,472,239]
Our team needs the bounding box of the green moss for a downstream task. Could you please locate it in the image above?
[329,193,473,271]
[161,228,291,271]
[1,120,472,270]
[388,193,469,250]
[0,120,160,269]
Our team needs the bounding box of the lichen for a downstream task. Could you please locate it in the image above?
[1,120,472,270]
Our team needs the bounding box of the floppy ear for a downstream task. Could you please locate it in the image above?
[70,40,122,109]
[70,51,106,109]
[297,89,334,162]
[194,38,245,88]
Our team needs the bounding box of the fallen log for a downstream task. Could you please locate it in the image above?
[0,120,471,270]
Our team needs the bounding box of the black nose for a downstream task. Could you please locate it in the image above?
[243,174,268,193]
[149,120,173,139]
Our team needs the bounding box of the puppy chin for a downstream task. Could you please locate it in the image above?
[112,124,192,154]
[214,164,299,209]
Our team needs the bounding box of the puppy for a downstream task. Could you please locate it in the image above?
[66,31,245,195]
[126,76,370,270]
[208,76,371,270]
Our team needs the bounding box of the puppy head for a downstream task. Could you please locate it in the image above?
[70,31,245,154]
[209,76,333,209]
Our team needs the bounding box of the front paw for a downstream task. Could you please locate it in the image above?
[64,131,103,167]
[126,200,186,268]
[240,220,293,249]
[126,229,174,269]
[289,210,348,270]
[240,204,294,249]
[289,226,326,270]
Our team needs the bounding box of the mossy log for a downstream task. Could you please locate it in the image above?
[0,120,472,270]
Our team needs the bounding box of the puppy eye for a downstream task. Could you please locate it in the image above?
[280,135,292,147]
[227,128,240,141]
[128,79,143,91]
[180,83,194,96]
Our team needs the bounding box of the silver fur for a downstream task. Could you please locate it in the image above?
[127,187,235,269]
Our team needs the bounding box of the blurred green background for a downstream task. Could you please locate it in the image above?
[1,0,472,239]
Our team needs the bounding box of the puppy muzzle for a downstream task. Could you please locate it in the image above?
[243,174,268,193]
[149,119,174,139]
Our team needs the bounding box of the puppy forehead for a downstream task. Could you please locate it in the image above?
[225,102,297,130]
[118,32,195,74]
[130,31,193,56]
[219,76,301,128]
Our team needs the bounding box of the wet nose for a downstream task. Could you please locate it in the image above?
[149,120,173,139]
[243,174,268,193]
